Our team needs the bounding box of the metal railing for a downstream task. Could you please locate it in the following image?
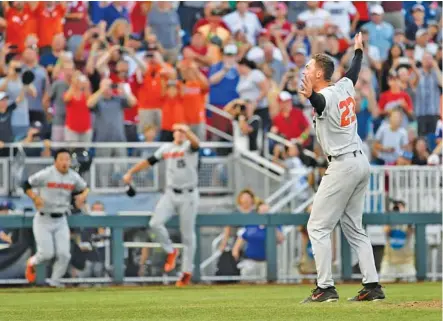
[0,213,439,285]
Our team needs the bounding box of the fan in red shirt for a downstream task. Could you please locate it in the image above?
[193,3,230,35]
[63,72,92,142]
[63,1,89,40]
[35,2,66,50]
[130,1,151,35]
[3,2,38,53]
[265,2,292,44]
[271,91,311,147]
[182,32,211,76]
[110,60,140,142]
[160,79,185,142]
[378,70,414,122]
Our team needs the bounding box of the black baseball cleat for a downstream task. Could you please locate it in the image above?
[301,286,339,303]
[348,284,385,302]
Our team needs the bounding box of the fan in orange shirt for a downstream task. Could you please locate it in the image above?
[3,2,38,53]
[160,79,185,142]
[179,60,209,141]
[34,2,66,51]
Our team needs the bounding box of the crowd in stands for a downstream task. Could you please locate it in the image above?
[0,1,441,170]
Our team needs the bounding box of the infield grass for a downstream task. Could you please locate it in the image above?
[0,283,441,321]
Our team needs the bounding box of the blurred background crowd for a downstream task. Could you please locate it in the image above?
[0,0,441,167]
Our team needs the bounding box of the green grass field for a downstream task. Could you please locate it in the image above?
[0,283,441,321]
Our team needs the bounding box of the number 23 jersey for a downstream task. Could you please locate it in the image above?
[314,77,363,157]
[153,140,199,189]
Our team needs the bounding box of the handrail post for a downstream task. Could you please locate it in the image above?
[415,224,427,281]
[266,215,277,282]
[111,227,124,284]
[340,230,352,281]
[193,227,202,283]
[35,263,46,285]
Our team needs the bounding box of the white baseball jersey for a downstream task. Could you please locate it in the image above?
[28,166,87,213]
[314,77,363,157]
[153,140,199,189]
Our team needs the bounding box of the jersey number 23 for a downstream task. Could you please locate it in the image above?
[339,97,357,127]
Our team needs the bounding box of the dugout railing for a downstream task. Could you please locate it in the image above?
[0,213,440,285]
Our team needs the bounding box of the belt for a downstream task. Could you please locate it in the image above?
[172,188,194,194]
[40,212,66,218]
[327,150,362,162]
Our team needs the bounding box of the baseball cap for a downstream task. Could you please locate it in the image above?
[0,92,8,100]
[412,4,425,12]
[416,28,428,38]
[295,47,307,56]
[278,91,292,102]
[370,4,384,15]
[224,44,238,56]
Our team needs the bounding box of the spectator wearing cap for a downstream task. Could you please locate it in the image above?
[22,46,50,126]
[246,31,284,68]
[415,52,442,137]
[236,58,270,130]
[46,61,75,142]
[21,121,51,158]
[208,44,240,133]
[159,79,185,142]
[414,29,439,62]
[223,1,262,46]
[64,1,89,54]
[298,1,331,33]
[362,5,394,61]
[404,43,416,62]
[373,108,408,165]
[270,91,311,148]
[63,72,92,143]
[265,2,293,44]
[137,47,173,132]
[178,60,209,141]
[0,59,37,140]
[378,70,414,129]
[2,2,38,54]
[193,3,230,39]
[0,92,16,157]
[147,2,181,64]
[322,1,359,38]
[381,1,404,30]
[405,4,427,42]
[34,2,66,54]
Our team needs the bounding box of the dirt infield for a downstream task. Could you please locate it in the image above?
[397,300,442,309]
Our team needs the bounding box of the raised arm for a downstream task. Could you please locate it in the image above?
[344,33,364,85]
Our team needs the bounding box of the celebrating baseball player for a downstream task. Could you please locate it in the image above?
[123,124,200,287]
[24,149,89,287]
[299,33,385,303]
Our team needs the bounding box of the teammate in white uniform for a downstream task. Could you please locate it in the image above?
[23,149,89,287]
[123,124,200,287]
[300,33,385,303]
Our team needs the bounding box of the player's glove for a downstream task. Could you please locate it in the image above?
[125,183,136,197]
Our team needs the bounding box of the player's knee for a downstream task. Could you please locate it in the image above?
[38,249,55,261]
[56,250,71,263]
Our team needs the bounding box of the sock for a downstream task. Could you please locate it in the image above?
[363,282,378,289]
[29,256,36,266]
